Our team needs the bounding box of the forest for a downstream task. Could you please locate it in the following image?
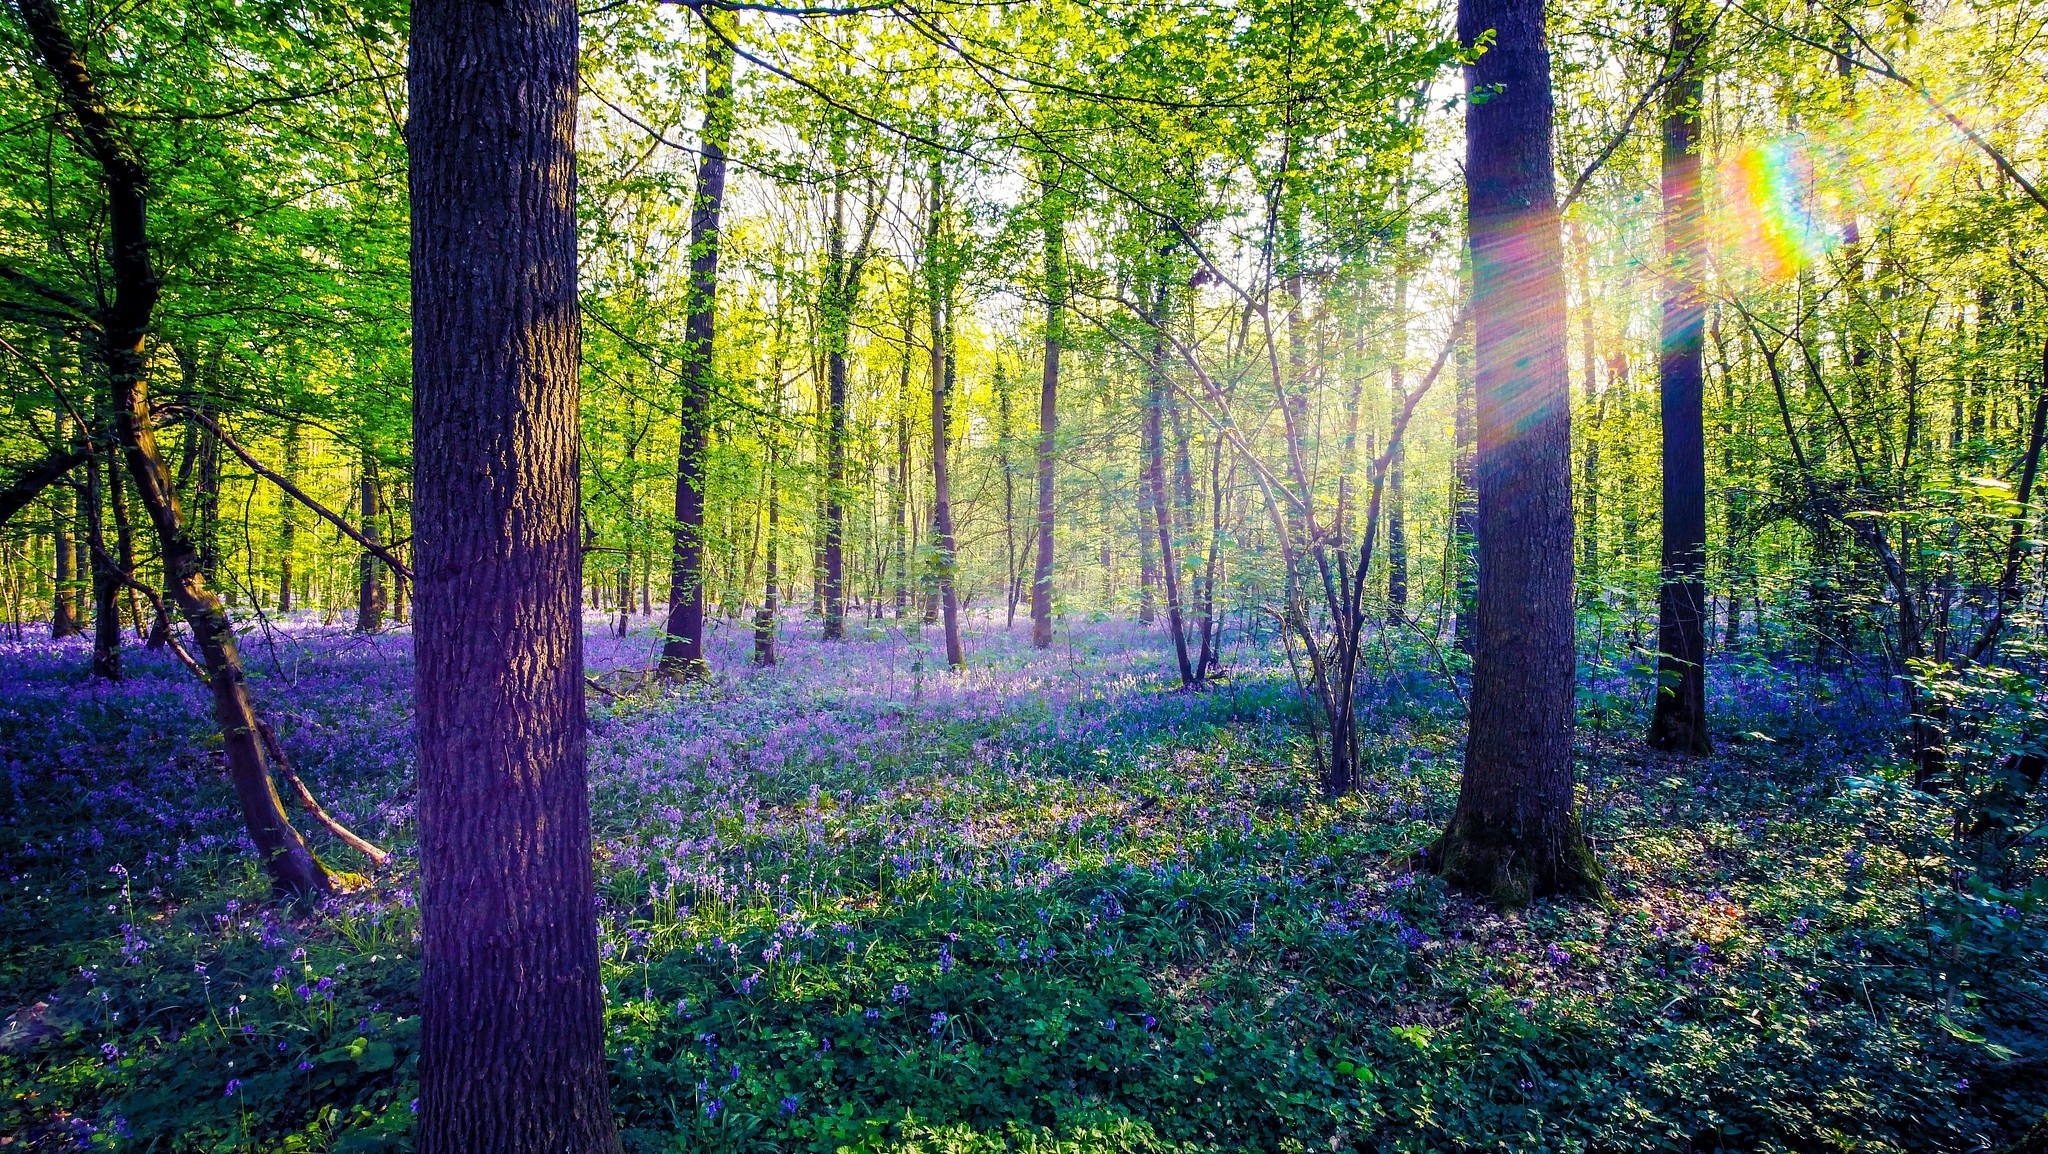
[1,0,2046,1147]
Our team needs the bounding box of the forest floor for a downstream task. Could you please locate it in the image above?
[1,615,2044,1153]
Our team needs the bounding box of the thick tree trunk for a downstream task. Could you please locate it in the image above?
[1429,0,1601,905]
[17,0,330,899]
[409,0,619,1144]
[659,20,732,678]
[356,445,385,632]
[1647,3,1712,754]
[1031,175,1063,649]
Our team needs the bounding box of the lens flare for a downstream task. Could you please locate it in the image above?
[1718,141,1831,281]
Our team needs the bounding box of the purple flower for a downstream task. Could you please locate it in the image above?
[223,1079,243,1098]
[928,1012,948,1036]
[780,1095,801,1115]
[704,1099,722,1120]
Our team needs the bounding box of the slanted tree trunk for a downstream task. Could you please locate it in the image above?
[1647,1,1712,754]
[16,0,331,900]
[356,444,385,632]
[1030,168,1064,649]
[659,16,733,679]
[408,0,620,1144]
[1428,0,1602,905]
[928,159,965,670]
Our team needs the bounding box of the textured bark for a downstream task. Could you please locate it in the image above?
[659,19,732,678]
[1030,175,1063,648]
[1430,0,1601,905]
[409,0,619,1145]
[1648,3,1712,754]
[17,0,330,900]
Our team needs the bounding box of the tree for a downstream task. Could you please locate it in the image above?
[1647,0,1712,754]
[13,0,333,900]
[928,156,965,669]
[660,12,735,680]
[1427,0,1603,904]
[1030,163,1065,649]
[408,0,619,1144]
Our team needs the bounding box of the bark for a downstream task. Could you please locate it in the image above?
[928,159,965,669]
[16,0,331,900]
[659,17,732,678]
[1428,0,1601,905]
[408,0,620,1144]
[1648,1,1712,754]
[1030,171,1063,648]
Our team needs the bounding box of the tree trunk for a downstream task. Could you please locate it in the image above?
[1647,2,1712,754]
[86,448,121,680]
[356,444,385,632]
[822,181,852,640]
[755,443,779,667]
[1429,0,1601,905]
[928,160,965,669]
[1145,276,1196,688]
[1031,171,1063,649]
[409,0,620,1144]
[1453,266,1478,656]
[52,413,81,638]
[1388,266,1410,611]
[278,422,297,613]
[659,17,733,678]
[16,0,331,900]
